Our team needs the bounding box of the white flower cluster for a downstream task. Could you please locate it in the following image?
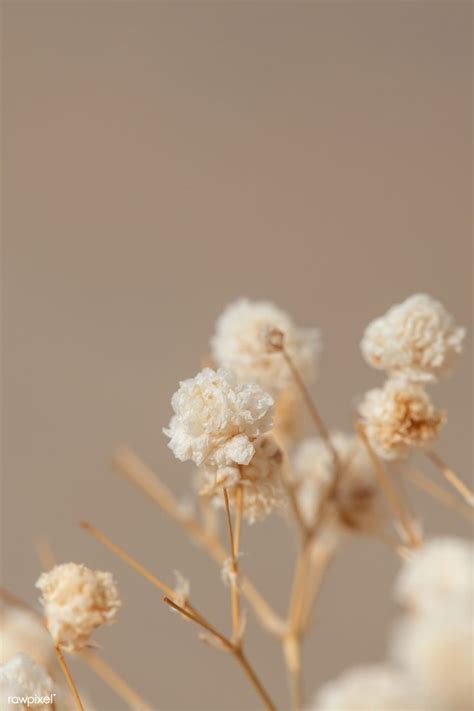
[292,432,385,534]
[361,294,465,383]
[358,295,462,460]
[311,537,473,710]
[164,368,274,469]
[358,380,446,460]
[200,433,286,523]
[211,298,321,395]
[36,563,121,653]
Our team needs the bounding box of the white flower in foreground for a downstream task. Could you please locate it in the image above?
[392,612,473,711]
[211,298,321,393]
[395,537,473,615]
[36,563,121,653]
[313,664,426,711]
[361,294,465,382]
[0,653,58,711]
[0,605,53,668]
[293,433,384,532]
[358,379,445,460]
[164,368,274,468]
[200,433,285,523]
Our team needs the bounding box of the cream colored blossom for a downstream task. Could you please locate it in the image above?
[394,537,473,616]
[0,606,53,669]
[360,294,465,382]
[313,664,426,711]
[200,433,286,523]
[358,379,445,460]
[0,653,59,711]
[392,612,473,711]
[164,368,274,469]
[293,433,384,532]
[211,299,321,394]
[36,563,121,653]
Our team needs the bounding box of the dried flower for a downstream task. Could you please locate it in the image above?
[312,664,424,711]
[358,379,446,460]
[164,368,274,469]
[36,563,121,653]
[0,606,53,669]
[210,299,321,394]
[392,612,473,711]
[200,433,286,523]
[293,433,384,532]
[173,571,190,607]
[0,653,59,711]
[394,537,473,616]
[360,294,465,383]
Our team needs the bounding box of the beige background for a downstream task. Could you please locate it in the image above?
[2,2,472,710]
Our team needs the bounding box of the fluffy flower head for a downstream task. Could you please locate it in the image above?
[394,537,473,615]
[358,379,445,460]
[313,664,423,711]
[36,563,121,652]
[211,299,321,394]
[200,433,285,523]
[164,368,274,468]
[361,294,465,382]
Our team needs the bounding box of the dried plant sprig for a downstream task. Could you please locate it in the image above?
[162,597,277,711]
[402,467,474,523]
[112,447,286,637]
[424,450,474,507]
[356,424,421,549]
[54,645,85,711]
[223,487,243,644]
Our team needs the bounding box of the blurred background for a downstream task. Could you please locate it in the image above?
[2,2,472,710]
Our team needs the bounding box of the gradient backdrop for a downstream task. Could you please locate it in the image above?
[2,2,472,710]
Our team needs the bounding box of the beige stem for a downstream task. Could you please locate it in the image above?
[223,488,241,644]
[356,425,421,548]
[282,635,303,711]
[403,467,474,523]
[55,646,85,711]
[163,598,276,711]
[81,650,153,711]
[425,451,474,506]
[113,446,285,636]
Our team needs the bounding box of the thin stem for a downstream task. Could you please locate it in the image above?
[34,538,56,571]
[403,467,474,523]
[163,598,277,711]
[223,488,241,644]
[282,636,303,711]
[80,521,175,598]
[280,347,340,472]
[356,424,421,548]
[55,646,85,711]
[81,650,153,711]
[425,451,474,506]
[112,447,285,636]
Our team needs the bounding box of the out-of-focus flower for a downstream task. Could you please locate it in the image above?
[0,653,59,711]
[360,294,465,383]
[292,433,385,533]
[0,605,53,669]
[36,563,121,653]
[200,433,286,523]
[358,379,445,460]
[312,664,426,711]
[392,612,473,711]
[394,537,473,615]
[164,368,274,469]
[210,299,321,394]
